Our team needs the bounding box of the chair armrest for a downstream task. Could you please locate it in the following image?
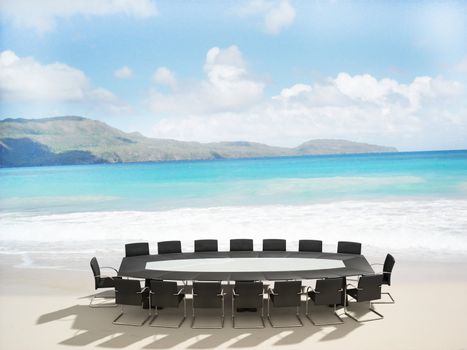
[346,283,362,291]
[306,286,319,294]
[174,288,185,295]
[101,266,119,274]
[217,289,227,297]
[267,287,278,295]
[96,274,118,279]
[232,289,239,297]
[137,286,149,294]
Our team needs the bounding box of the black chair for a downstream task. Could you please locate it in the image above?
[191,282,227,328]
[149,280,186,328]
[89,257,121,308]
[232,281,265,329]
[125,242,150,257]
[230,239,254,252]
[299,239,323,253]
[372,253,396,304]
[306,277,345,325]
[267,281,303,327]
[194,239,218,252]
[345,274,384,322]
[337,241,362,255]
[158,240,182,254]
[113,279,151,326]
[262,239,286,251]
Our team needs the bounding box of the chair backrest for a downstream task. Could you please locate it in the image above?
[313,277,344,305]
[158,240,182,254]
[234,281,264,309]
[263,239,286,251]
[194,239,218,252]
[193,282,222,308]
[230,239,254,252]
[114,279,143,306]
[298,239,323,252]
[272,281,301,307]
[337,241,362,255]
[382,253,395,286]
[125,242,150,257]
[356,274,383,302]
[90,257,100,289]
[149,280,180,308]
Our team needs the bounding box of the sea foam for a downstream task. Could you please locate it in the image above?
[1,199,467,267]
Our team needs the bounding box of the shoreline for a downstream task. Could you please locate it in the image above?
[2,199,467,261]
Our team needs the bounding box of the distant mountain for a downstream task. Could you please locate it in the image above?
[294,139,397,155]
[0,116,397,167]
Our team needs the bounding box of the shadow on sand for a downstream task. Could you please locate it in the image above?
[37,292,377,348]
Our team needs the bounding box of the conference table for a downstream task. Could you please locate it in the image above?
[118,251,374,281]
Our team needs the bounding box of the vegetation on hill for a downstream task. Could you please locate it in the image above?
[0,116,397,167]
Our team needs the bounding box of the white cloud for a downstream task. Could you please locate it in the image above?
[114,66,133,79]
[148,50,467,150]
[148,46,264,114]
[0,50,128,113]
[1,0,158,33]
[235,0,296,34]
[153,67,176,88]
[263,0,296,34]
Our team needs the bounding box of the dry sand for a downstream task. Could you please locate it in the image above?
[1,255,467,350]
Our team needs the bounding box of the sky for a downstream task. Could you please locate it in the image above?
[1,0,467,151]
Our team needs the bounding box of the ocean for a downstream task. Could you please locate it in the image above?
[1,150,467,268]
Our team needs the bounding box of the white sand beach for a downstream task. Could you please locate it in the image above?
[1,254,467,350]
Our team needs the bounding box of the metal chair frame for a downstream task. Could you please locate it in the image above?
[371,262,395,304]
[344,282,384,322]
[149,287,187,328]
[231,286,265,329]
[90,263,119,308]
[113,285,151,326]
[305,285,344,326]
[267,286,303,328]
[191,284,227,329]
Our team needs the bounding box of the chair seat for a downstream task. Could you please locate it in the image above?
[152,293,185,308]
[346,288,358,300]
[98,276,121,289]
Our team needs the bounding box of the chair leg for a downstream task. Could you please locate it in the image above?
[112,305,151,326]
[89,295,118,308]
[191,300,224,329]
[149,303,186,328]
[373,292,395,304]
[306,302,344,326]
[267,297,303,328]
[232,297,265,329]
[344,298,384,323]
[89,290,118,308]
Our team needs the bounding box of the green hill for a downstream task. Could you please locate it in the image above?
[0,116,397,167]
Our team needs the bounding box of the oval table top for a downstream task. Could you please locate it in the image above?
[118,251,374,281]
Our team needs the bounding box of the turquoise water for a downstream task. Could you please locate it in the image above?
[1,150,466,214]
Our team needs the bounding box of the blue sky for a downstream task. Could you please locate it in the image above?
[1,0,467,151]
